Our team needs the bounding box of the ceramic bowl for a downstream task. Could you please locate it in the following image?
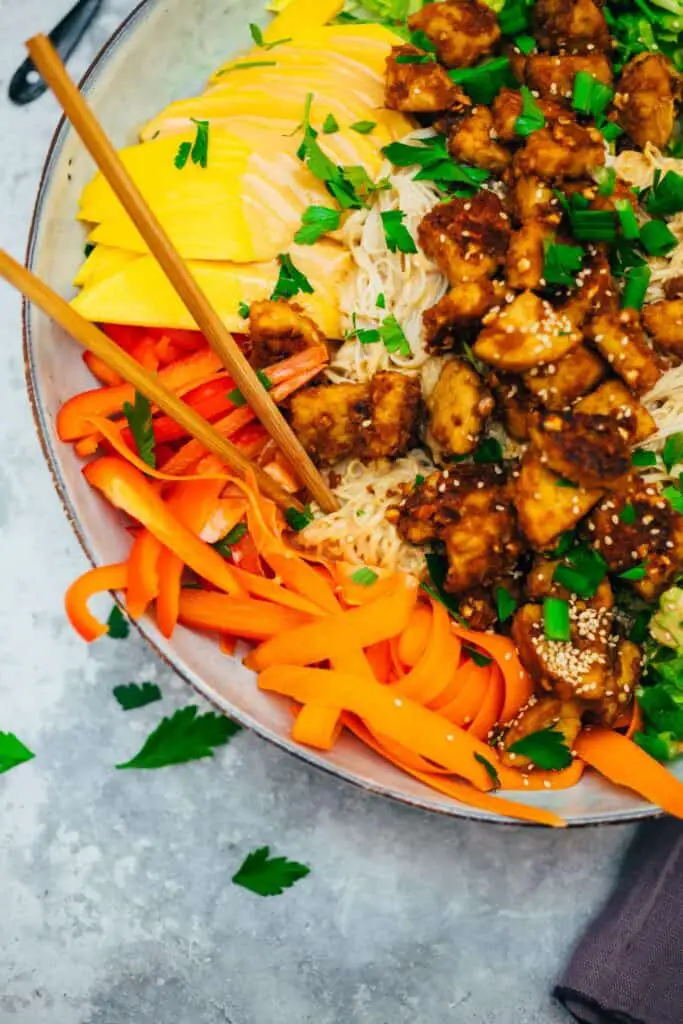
[24,0,667,825]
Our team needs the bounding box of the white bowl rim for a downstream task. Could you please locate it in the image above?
[22,0,662,828]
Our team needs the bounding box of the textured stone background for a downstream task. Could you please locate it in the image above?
[0,3,635,1021]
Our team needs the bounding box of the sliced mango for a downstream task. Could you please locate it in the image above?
[208,45,385,92]
[72,245,137,288]
[70,243,352,338]
[262,0,344,43]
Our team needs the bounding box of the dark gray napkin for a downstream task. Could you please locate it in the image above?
[555,818,683,1024]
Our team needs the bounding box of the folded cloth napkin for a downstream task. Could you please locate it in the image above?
[555,817,683,1024]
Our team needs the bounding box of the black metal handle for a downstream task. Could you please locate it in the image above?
[9,0,104,106]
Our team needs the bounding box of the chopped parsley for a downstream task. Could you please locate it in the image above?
[285,505,314,532]
[572,72,614,118]
[0,733,35,775]
[107,605,130,639]
[514,86,545,137]
[619,563,647,581]
[227,369,272,408]
[474,753,500,789]
[351,567,379,586]
[116,706,242,770]
[376,292,386,309]
[620,502,637,525]
[663,485,683,514]
[322,113,340,134]
[663,433,683,472]
[271,253,314,301]
[395,52,437,64]
[449,56,516,106]
[238,301,250,319]
[122,391,156,468]
[415,474,425,486]
[113,682,162,711]
[382,135,489,192]
[508,727,573,770]
[632,448,658,468]
[350,121,377,135]
[422,552,467,624]
[381,209,418,254]
[473,437,503,464]
[513,33,536,54]
[543,240,584,288]
[380,315,411,357]
[84,242,96,258]
[217,60,278,74]
[249,23,291,50]
[232,846,310,897]
[294,205,341,245]
[175,118,210,169]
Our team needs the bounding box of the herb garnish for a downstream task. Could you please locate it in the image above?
[116,705,241,770]
[322,113,340,134]
[214,524,248,558]
[271,253,314,301]
[381,210,418,254]
[232,846,310,897]
[508,727,573,770]
[285,505,314,532]
[496,585,517,623]
[175,118,210,169]
[238,301,250,319]
[380,315,411,357]
[572,72,614,118]
[107,605,130,639]
[0,732,35,775]
[543,597,571,641]
[294,205,341,245]
[113,682,162,711]
[663,433,683,472]
[249,23,291,50]
[474,753,501,789]
[350,121,377,135]
[351,567,379,586]
[514,86,545,137]
[122,391,156,468]
[543,240,584,288]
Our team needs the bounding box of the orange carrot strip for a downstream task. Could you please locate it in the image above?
[126,531,162,620]
[365,641,392,683]
[156,548,183,638]
[220,635,238,656]
[57,349,223,440]
[576,729,683,818]
[292,648,376,750]
[497,760,585,791]
[395,601,458,704]
[258,665,499,789]
[468,664,505,740]
[332,566,400,608]
[453,626,534,724]
[83,350,123,387]
[83,457,244,597]
[177,590,312,639]
[397,605,433,667]
[626,698,643,740]
[64,563,128,642]
[246,579,419,672]
[344,717,565,827]
[436,660,492,727]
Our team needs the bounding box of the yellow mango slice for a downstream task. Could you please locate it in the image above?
[70,244,351,338]
[209,45,384,92]
[72,245,137,288]
[262,0,344,43]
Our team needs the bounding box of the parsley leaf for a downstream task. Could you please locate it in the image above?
[271,253,314,301]
[496,585,517,623]
[175,119,210,169]
[249,22,265,45]
[543,240,584,288]
[620,502,636,524]
[350,120,377,135]
[473,437,503,464]
[514,85,545,137]
[294,205,341,245]
[376,292,386,309]
[107,605,130,639]
[508,727,573,770]
[350,567,378,586]
[113,682,162,711]
[474,752,500,789]
[380,315,411,357]
[116,706,242,770]
[285,505,314,532]
[322,113,340,134]
[421,553,467,624]
[0,732,35,775]
[238,301,250,319]
[619,563,647,581]
[122,391,156,468]
[227,370,272,408]
[632,448,658,468]
[381,210,417,254]
[232,846,310,897]
[174,141,192,169]
[663,433,683,472]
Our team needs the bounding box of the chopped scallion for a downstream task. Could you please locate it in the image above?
[640,219,678,257]
[615,199,640,240]
[543,597,571,642]
[621,263,651,310]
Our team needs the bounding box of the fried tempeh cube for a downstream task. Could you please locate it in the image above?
[474,291,582,372]
[523,345,606,410]
[529,410,631,490]
[290,371,420,465]
[574,380,656,444]
[447,106,512,174]
[516,120,606,181]
[506,168,562,225]
[408,0,501,69]
[385,45,467,113]
[614,53,682,150]
[513,449,603,550]
[248,300,327,369]
[532,0,611,54]
[586,310,662,395]
[424,358,495,458]
[525,53,613,103]
[418,191,511,285]
[643,299,683,360]
[423,279,507,351]
[505,221,553,290]
[494,377,538,442]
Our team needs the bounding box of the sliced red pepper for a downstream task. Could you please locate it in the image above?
[64,563,128,642]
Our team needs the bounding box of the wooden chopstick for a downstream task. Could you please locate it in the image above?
[26,34,339,514]
[1,249,300,511]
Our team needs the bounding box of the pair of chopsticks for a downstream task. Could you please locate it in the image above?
[0,35,338,515]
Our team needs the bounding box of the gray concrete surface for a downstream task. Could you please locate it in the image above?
[0,3,635,1022]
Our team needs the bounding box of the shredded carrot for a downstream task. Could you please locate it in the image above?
[246,579,418,672]
[292,648,376,750]
[65,563,129,642]
[453,626,534,724]
[397,605,433,667]
[497,760,585,791]
[126,531,162,620]
[436,660,492,727]
[394,601,459,704]
[575,729,683,819]
[178,590,313,639]
[258,665,500,790]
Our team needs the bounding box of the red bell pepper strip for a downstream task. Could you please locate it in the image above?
[126,531,163,620]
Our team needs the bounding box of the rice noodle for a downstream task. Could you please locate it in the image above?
[330,129,448,383]
[298,450,435,575]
